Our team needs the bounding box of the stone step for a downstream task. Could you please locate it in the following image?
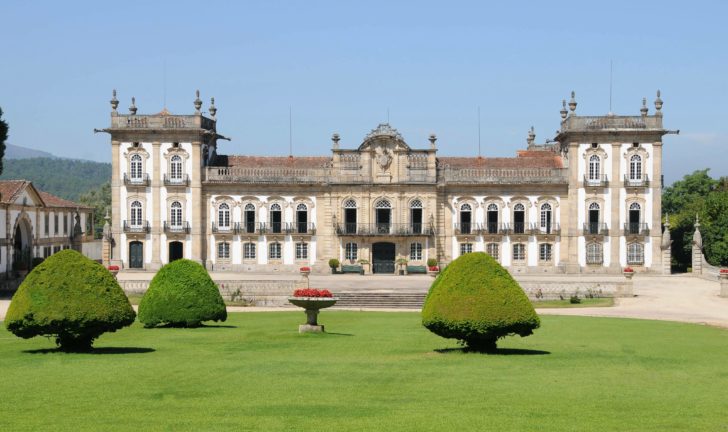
[332,292,427,309]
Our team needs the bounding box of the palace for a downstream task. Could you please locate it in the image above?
[99,90,674,275]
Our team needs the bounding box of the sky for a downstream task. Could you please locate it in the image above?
[1,0,727,184]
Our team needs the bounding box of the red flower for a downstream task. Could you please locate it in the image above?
[299,266,311,272]
[720,269,728,274]
[107,265,120,271]
[293,288,333,298]
[624,267,634,272]
[429,266,439,272]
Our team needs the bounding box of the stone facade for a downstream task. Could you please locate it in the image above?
[99,90,674,275]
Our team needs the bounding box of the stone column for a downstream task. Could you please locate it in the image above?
[660,216,672,275]
[150,141,162,269]
[190,141,205,265]
[110,140,122,266]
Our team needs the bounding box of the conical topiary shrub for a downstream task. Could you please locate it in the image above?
[5,250,136,351]
[138,259,226,328]
[422,252,540,351]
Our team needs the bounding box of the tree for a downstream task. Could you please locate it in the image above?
[138,259,227,328]
[662,169,728,270]
[5,250,136,351]
[0,107,8,175]
[79,182,111,238]
[422,252,540,352]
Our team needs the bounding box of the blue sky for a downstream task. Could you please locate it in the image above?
[1,0,726,184]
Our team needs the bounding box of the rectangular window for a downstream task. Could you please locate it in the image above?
[460,243,473,255]
[217,242,230,259]
[513,243,526,261]
[54,214,59,235]
[539,243,552,261]
[345,242,358,261]
[586,243,603,265]
[243,243,256,260]
[63,214,68,234]
[296,242,308,260]
[53,245,61,254]
[627,243,644,265]
[486,243,499,261]
[45,214,49,236]
[410,242,422,261]
[269,242,282,260]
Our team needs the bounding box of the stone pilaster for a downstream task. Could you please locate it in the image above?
[609,142,621,271]
[110,140,122,266]
[564,141,580,272]
[651,141,664,272]
[150,141,162,269]
[190,142,205,265]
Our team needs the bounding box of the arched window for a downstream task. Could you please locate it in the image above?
[344,199,357,234]
[486,203,499,234]
[513,203,526,234]
[627,242,644,265]
[218,203,230,228]
[628,202,642,234]
[130,154,143,181]
[410,199,423,234]
[375,199,392,234]
[586,242,603,264]
[629,155,642,181]
[170,201,182,227]
[540,203,553,234]
[170,155,183,181]
[588,155,601,180]
[587,202,600,234]
[459,203,472,234]
[270,203,282,233]
[296,203,308,234]
[375,199,391,208]
[244,203,256,233]
[130,201,142,226]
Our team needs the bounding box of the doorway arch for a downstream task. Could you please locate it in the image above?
[12,215,33,268]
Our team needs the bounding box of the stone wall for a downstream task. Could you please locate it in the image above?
[515,276,632,299]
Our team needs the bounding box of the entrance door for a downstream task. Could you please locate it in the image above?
[376,209,391,234]
[345,208,357,234]
[589,209,600,234]
[372,242,396,274]
[169,241,183,262]
[129,241,143,269]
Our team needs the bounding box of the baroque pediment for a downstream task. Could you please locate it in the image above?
[358,123,410,152]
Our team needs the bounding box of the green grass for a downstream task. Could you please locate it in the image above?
[532,297,615,308]
[1,312,727,431]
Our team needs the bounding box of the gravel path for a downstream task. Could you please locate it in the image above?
[1,274,726,328]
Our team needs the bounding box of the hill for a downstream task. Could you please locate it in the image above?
[4,143,55,159]
[0,158,110,202]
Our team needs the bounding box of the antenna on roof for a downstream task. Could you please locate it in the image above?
[163,58,167,109]
[289,106,293,157]
[477,106,481,158]
[609,59,613,114]
[387,107,390,123]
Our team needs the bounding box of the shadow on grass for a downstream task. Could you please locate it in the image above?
[435,347,550,355]
[23,347,156,355]
[145,324,237,329]
[322,332,354,336]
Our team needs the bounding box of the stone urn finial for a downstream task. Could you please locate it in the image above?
[129,97,137,115]
[640,97,648,116]
[110,89,119,112]
[209,97,217,119]
[194,89,202,113]
[560,99,568,119]
[331,133,340,149]
[654,89,663,115]
[693,213,702,248]
[527,126,535,146]
[568,91,577,113]
[429,133,437,149]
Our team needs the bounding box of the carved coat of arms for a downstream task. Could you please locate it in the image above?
[375,146,393,171]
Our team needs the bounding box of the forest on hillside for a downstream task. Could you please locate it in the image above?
[0,157,110,202]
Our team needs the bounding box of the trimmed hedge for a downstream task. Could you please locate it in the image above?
[422,252,540,351]
[5,250,136,351]
[138,259,226,328]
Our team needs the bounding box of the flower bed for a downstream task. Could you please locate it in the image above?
[293,288,333,298]
[299,266,311,273]
[107,265,120,271]
[623,267,634,273]
[428,266,439,272]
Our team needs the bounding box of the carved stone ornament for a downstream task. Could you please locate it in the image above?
[375,146,393,171]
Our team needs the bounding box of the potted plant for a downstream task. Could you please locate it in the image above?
[623,267,635,279]
[328,259,340,274]
[396,257,408,275]
[288,288,338,333]
[720,268,728,279]
[427,258,439,276]
[299,266,311,276]
[107,265,120,278]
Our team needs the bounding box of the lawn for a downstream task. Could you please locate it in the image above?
[1,312,726,431]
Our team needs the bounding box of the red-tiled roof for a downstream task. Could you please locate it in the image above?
[38,191,92,209]
[223,155,331,168]
[438,154,563,169]
[0,180,30,204]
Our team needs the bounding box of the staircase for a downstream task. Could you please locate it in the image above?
[333,292,426,309]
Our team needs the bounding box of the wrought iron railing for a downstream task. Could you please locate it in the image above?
[623,174,650,188]
[531,223,561,235]
[163,221,190,234]
[583,175,609,188]
[623,223,649,236]
[583,222,609,236]
[123,220,150,233]
[211,222,240,234]
[123,173,150,186]
[164,174,190,186]
[336,223,434,236]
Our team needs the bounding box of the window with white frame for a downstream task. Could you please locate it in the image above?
[410,242,422,261]
[170,155,183,181]
[512,243,526,261]
[130,154,143,180]
[54,214,59,234]
[243,242,256,260]
[217,241,230,259]
[170,201,182,227]
[540,203,553,233]
[486,203,499,234]
[218,203,230,228]
[296,242,308,260]
[586,242,603,264]
[486,243,499,260]
[629,154,642,181]
[345,242,358,261]
[130,201,143,226]
[513,203,526,234]
[539,243,552,261]
[588,154,601,180]
[63,214,68,234]
[460,242,473,255]
[627,243,644,265]
[270,203,283,233]
[269,242,282,260]
[459,203,472,234]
